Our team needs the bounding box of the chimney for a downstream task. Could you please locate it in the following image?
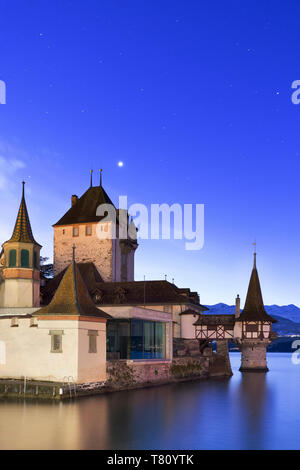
[71,195,78,207]
[235,294,240,319]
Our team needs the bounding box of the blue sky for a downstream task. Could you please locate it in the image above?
[0,0,300,306]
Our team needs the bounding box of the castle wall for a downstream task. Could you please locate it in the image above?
[77,320,107,383]
[180,313,199,339]
[0,317,78,382]
[4,279,35,308]
[0,317,107,383]
[53,223,113,280]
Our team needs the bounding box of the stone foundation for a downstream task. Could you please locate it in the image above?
[173,338,212,357]
[236,339,270,372]
[0,353,231,400]
[106,357,210,390]
[216,340,233,376]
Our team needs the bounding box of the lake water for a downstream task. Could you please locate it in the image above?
[0,353,299,450]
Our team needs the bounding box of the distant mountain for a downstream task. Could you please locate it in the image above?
[205,303,300,336]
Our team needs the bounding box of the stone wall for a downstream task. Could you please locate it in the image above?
[105,357,210,391]
[53,223,113,280]
[237,339,270,371]
[0,352,231,399]
[173,338,212,357]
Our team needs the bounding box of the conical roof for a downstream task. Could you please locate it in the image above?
[239,254,276,323]
[54,184,115,226]
[6,182,40,245]
[35,260,111,318]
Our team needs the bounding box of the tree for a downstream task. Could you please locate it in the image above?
[40,256,54,279]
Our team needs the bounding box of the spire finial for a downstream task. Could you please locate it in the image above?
[72,244,76,262]
[253,241,257,268]
[90,170,93,188]
[22,181,25,198]
[100,169,103,187]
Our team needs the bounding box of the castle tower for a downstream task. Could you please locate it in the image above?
[53,172,138,281]
[234,252,277,372]
[0,182,42,308]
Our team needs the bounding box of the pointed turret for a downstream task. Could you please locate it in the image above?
[239,253,276,323]
[35,258,111,318]
[234,251,277,372]
[7,182,41,245]
[0,182,42,308]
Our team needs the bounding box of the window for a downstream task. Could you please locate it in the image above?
[21,249,30,268]
[106,319,166,360]
[86,226,92,236]
[9,249,16,267]
[88,330,98,353]
[33,251,38,269]
[49,330,63,353]
[73,227,79,237]
[246,324,258,332]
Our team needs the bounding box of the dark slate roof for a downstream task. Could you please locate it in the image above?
[35,261,111,318]
[238,254,277,323]
[6,182,41,246]
[54,185,115,226]
[194,314,235,326]
[179,307,209,316]
[41,262,202,307]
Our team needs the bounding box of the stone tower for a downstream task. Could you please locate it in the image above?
[0,182,42,308]
[53,172,138,281]
[234,252,277,372]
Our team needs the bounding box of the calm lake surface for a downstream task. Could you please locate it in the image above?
[0,353,299,450]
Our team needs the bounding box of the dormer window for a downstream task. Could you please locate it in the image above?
[73,227,79,237]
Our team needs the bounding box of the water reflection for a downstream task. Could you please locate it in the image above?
[0,354,299,449]
[237,372,269,449]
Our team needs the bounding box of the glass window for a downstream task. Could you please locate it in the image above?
[131,320,166,360]
[49,330,63,353]
[107,320,130,360]
[73,227,79,237]
[21,249,30,268]
[86,226,92,236]
[8,249,16,267]
[106,319,166,360]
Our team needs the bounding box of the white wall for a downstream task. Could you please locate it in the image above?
[77,320,107,382]
[180,313,199,339]
[0,317,107,383]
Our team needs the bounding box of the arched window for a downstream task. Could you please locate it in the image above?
[8,249,16,267]
[21,249,30,268]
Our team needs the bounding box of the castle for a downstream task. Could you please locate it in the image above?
[0,176,277,394]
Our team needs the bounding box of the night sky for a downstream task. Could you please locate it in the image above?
[0,0,300,306]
